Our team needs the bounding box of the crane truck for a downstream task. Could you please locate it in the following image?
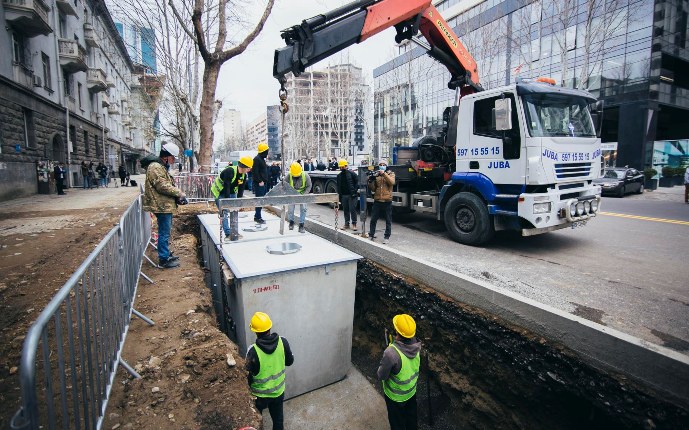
[273,0,603,246]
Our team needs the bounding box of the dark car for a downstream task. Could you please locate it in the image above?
[593,167,644,197]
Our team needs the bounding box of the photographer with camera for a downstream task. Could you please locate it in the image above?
[368,161,396,244]
[141,142,187,269]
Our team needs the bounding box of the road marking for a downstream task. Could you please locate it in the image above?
[600,212,689,226]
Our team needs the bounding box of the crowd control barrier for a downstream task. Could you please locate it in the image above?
[11,196,154,430]
[175,173,216,202]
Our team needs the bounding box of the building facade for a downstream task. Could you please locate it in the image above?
[0,0,157,200]
[223,108,242,141]
[284,64,368,164]
[114,22,156,73]
[373,0,688,169]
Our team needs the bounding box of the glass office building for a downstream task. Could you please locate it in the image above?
[373,0,688,169]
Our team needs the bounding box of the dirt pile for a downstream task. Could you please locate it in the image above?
[102,207,261,429]
[352,260,688,430]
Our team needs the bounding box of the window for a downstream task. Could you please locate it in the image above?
[84,130,89,154]
[41,53,51,90]
[523,94,596,138]
[69,126,77,151]
[77,82,83,109]
[473,94,521,159]
[64,72,73,96]
[11,32,26,65]
[22,109,36,148]
[95,134,101,158]
[59,12,66,38]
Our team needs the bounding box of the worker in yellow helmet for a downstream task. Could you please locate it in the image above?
[210,156,253,242]
[282,162,312,233]
[252,142,270,224]
[335,159,359,231]
[245,312,294,430]
[377,314,421,430]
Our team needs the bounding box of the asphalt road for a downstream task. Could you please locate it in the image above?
[304,186,689,355]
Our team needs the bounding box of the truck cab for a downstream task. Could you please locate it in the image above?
[439,78,602,244]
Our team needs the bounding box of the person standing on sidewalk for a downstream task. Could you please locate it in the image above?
[141,143,186,269]
[377,314,422,430]
[368,161,396,244]
[252,142,270,224]
[684,166,689,203]
[283,162,312,233]
[81,161,90,189]
[54,162,66,195]
[245,312,294,430]
[336,159,359,231]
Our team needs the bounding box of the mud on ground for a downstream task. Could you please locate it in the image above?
[101,207,261,430]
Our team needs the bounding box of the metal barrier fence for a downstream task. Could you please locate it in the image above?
[11,196,153,430]
[175,173,216,202]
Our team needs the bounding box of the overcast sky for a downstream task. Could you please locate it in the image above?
[215,0,398,126]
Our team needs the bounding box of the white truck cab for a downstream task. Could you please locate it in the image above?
[439,78,602,244]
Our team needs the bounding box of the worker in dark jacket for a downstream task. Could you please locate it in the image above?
[54,162,66,195]
[377,314,422,430]
[336,159,358,231]
[252,142,270,224]
[245,312,294,430]
[210,156,253,242]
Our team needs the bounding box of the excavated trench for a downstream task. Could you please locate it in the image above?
[351,259,687,430]
[185,210,687,429]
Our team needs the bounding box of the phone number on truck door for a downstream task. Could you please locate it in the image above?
[458,146,501,157]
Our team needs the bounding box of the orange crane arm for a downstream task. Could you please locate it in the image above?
[273,0,482,93]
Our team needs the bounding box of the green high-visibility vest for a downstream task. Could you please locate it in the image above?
[211,166,244,199]
[289,172,308,194]
[250,337,286,398]
[382,343,420,402]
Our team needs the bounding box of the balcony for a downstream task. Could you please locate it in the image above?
[83,22,99,48]
[58,39,87,73]
[106,78,115,88]
[3,0,52,37]
[87,68,107,93]
[101,93,110,107]
[107,103,120,115]
[55,0,77,17]
[122,115,131,125]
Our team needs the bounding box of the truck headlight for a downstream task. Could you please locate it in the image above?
[569,202,577,217]
[591,199,599,212]
[533,202,552,214]
[576,202,585,216]
[584,200,591,213]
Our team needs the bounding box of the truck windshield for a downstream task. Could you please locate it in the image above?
[523,94,596,138]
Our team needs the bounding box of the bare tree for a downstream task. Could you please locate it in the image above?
[167,0,275,172]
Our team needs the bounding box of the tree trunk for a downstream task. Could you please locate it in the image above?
[198,61,220,173]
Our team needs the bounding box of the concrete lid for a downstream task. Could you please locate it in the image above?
[198,213,361,278]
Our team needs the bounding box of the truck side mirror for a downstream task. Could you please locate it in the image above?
[494,98,512,131]
[590,100,604,138]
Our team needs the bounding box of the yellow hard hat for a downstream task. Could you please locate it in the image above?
[238,156,254,169]
[393,314,416,338]
[257,142,269,153]
[290,162,302,177]
[250,312,272,333]
[338,159,348,168]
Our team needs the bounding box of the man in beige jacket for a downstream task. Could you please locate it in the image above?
[368,161,396,244]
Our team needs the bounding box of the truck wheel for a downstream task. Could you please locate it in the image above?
[312,180,324,195]
[325,180,338,208]
[444,192,494,245]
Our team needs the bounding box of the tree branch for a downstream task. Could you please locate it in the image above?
[167,0,199,45]
[219,0,275,62]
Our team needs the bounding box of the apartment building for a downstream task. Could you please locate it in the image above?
[0,0,157,200]
[285,64,368,163]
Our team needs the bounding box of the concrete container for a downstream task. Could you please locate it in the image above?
[198,212,361,398]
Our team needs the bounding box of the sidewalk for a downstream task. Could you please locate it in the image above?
[633,184,685,202]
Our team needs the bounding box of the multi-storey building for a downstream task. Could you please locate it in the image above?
[0,0,157,200]
[223,108,242,142]
[115,22,156,73]
[284,64,368,163]
[373,0,688,170]
[246,110,267,151]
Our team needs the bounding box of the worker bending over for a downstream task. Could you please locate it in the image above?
[245,312,294,430]
[377,314,422,430]
[211,156,253,243]
[283,162,312,233]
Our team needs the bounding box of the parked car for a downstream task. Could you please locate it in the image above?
[594,167,644,197]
